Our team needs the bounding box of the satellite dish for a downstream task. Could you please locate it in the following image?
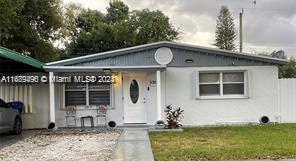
[154,47,173,65]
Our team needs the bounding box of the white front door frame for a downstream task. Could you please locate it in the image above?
[123,72,148,124]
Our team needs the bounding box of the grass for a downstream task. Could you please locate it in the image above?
[149,124,296,161]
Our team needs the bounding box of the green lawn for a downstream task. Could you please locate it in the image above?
[149,124,296,161]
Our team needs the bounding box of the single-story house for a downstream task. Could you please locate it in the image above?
[43,41,287,127]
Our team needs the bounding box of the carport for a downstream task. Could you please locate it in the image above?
[0,46,49,129]
[0,47,44,73]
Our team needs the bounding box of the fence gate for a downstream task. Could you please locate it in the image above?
[279,78,296,122]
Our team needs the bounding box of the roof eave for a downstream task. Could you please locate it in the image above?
[43,65,167,72]
[46,41,288,66]
[0,47,45,70]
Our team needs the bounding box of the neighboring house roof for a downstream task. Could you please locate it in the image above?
[46,41,288,67]
[0,47,44,72]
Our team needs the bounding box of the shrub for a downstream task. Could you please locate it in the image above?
[164,105,184,129]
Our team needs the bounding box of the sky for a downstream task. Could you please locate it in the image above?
[63,0,296,56]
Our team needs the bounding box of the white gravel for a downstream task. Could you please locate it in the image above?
[0,132,120,161]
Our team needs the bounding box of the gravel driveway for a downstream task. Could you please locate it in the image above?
[0,131,120,161]
[0,130,38,149]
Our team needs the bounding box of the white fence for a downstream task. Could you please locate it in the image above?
[279,78,296,123]
[0,84,33,113]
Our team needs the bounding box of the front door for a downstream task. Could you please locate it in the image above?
[123,73,147,123]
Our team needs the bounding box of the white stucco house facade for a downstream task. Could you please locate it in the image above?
[41,41,287,127]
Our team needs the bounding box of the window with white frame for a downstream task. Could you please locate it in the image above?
[196,71,247,98]
[65,83,111,107]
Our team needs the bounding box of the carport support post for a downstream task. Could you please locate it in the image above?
[156,70,162,121]
[49,72,55,123]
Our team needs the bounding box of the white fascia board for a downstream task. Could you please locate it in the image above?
[46,41,167,66]
[46,41,288,66]
[168,41,288,64]
[43,65,167,72]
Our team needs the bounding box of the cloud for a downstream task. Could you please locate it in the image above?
[63,0,109,13]
[63,0,296,56]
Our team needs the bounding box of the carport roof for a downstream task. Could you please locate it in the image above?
[0,47,44,70]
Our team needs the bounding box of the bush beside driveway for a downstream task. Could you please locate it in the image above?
[149,124,296,161]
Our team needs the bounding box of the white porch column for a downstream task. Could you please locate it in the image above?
[156,70,162,120]
[49,72,55,123]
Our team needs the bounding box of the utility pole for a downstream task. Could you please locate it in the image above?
[239,8,243,53]
[239,1,256,53]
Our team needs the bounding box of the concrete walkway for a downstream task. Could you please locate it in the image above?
[111,128,154,161]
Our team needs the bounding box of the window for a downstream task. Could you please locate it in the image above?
[197,70,247,99]
[65,83,86,106]
[199,73,220,96]
[222,72,244,95]
[89,84,110,105]
[65,83,111,107]
[130,80,139,104]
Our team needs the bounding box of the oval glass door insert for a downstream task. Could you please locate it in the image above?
[130,79,139,104]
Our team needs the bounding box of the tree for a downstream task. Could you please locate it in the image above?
[213,6,236,51]
[279,57,296,78]
[0,0,64,62]
[130,9,179,45]
[59,3,82,47]
[65,0,179,58]
[105,0,129,23]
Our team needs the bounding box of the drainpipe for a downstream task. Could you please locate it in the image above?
[49,72,55,123]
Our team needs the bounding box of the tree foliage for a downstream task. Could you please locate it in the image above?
[0,0,64,62]
[0,0,179,61]
[279,58,296,78]
[59,3,82,47]
[64,0,179,58]
[213,6,236,51]
[105,0,129,23]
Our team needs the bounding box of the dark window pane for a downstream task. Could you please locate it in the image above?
[223,84,244,95]
[130,80,139,104]
[65,91,86,105]
[89,91,110,105]
[199,73,220,83]
[200,84,220,96]
[223,72,244,82]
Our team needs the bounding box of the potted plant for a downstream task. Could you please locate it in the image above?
[164,105,184,129]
